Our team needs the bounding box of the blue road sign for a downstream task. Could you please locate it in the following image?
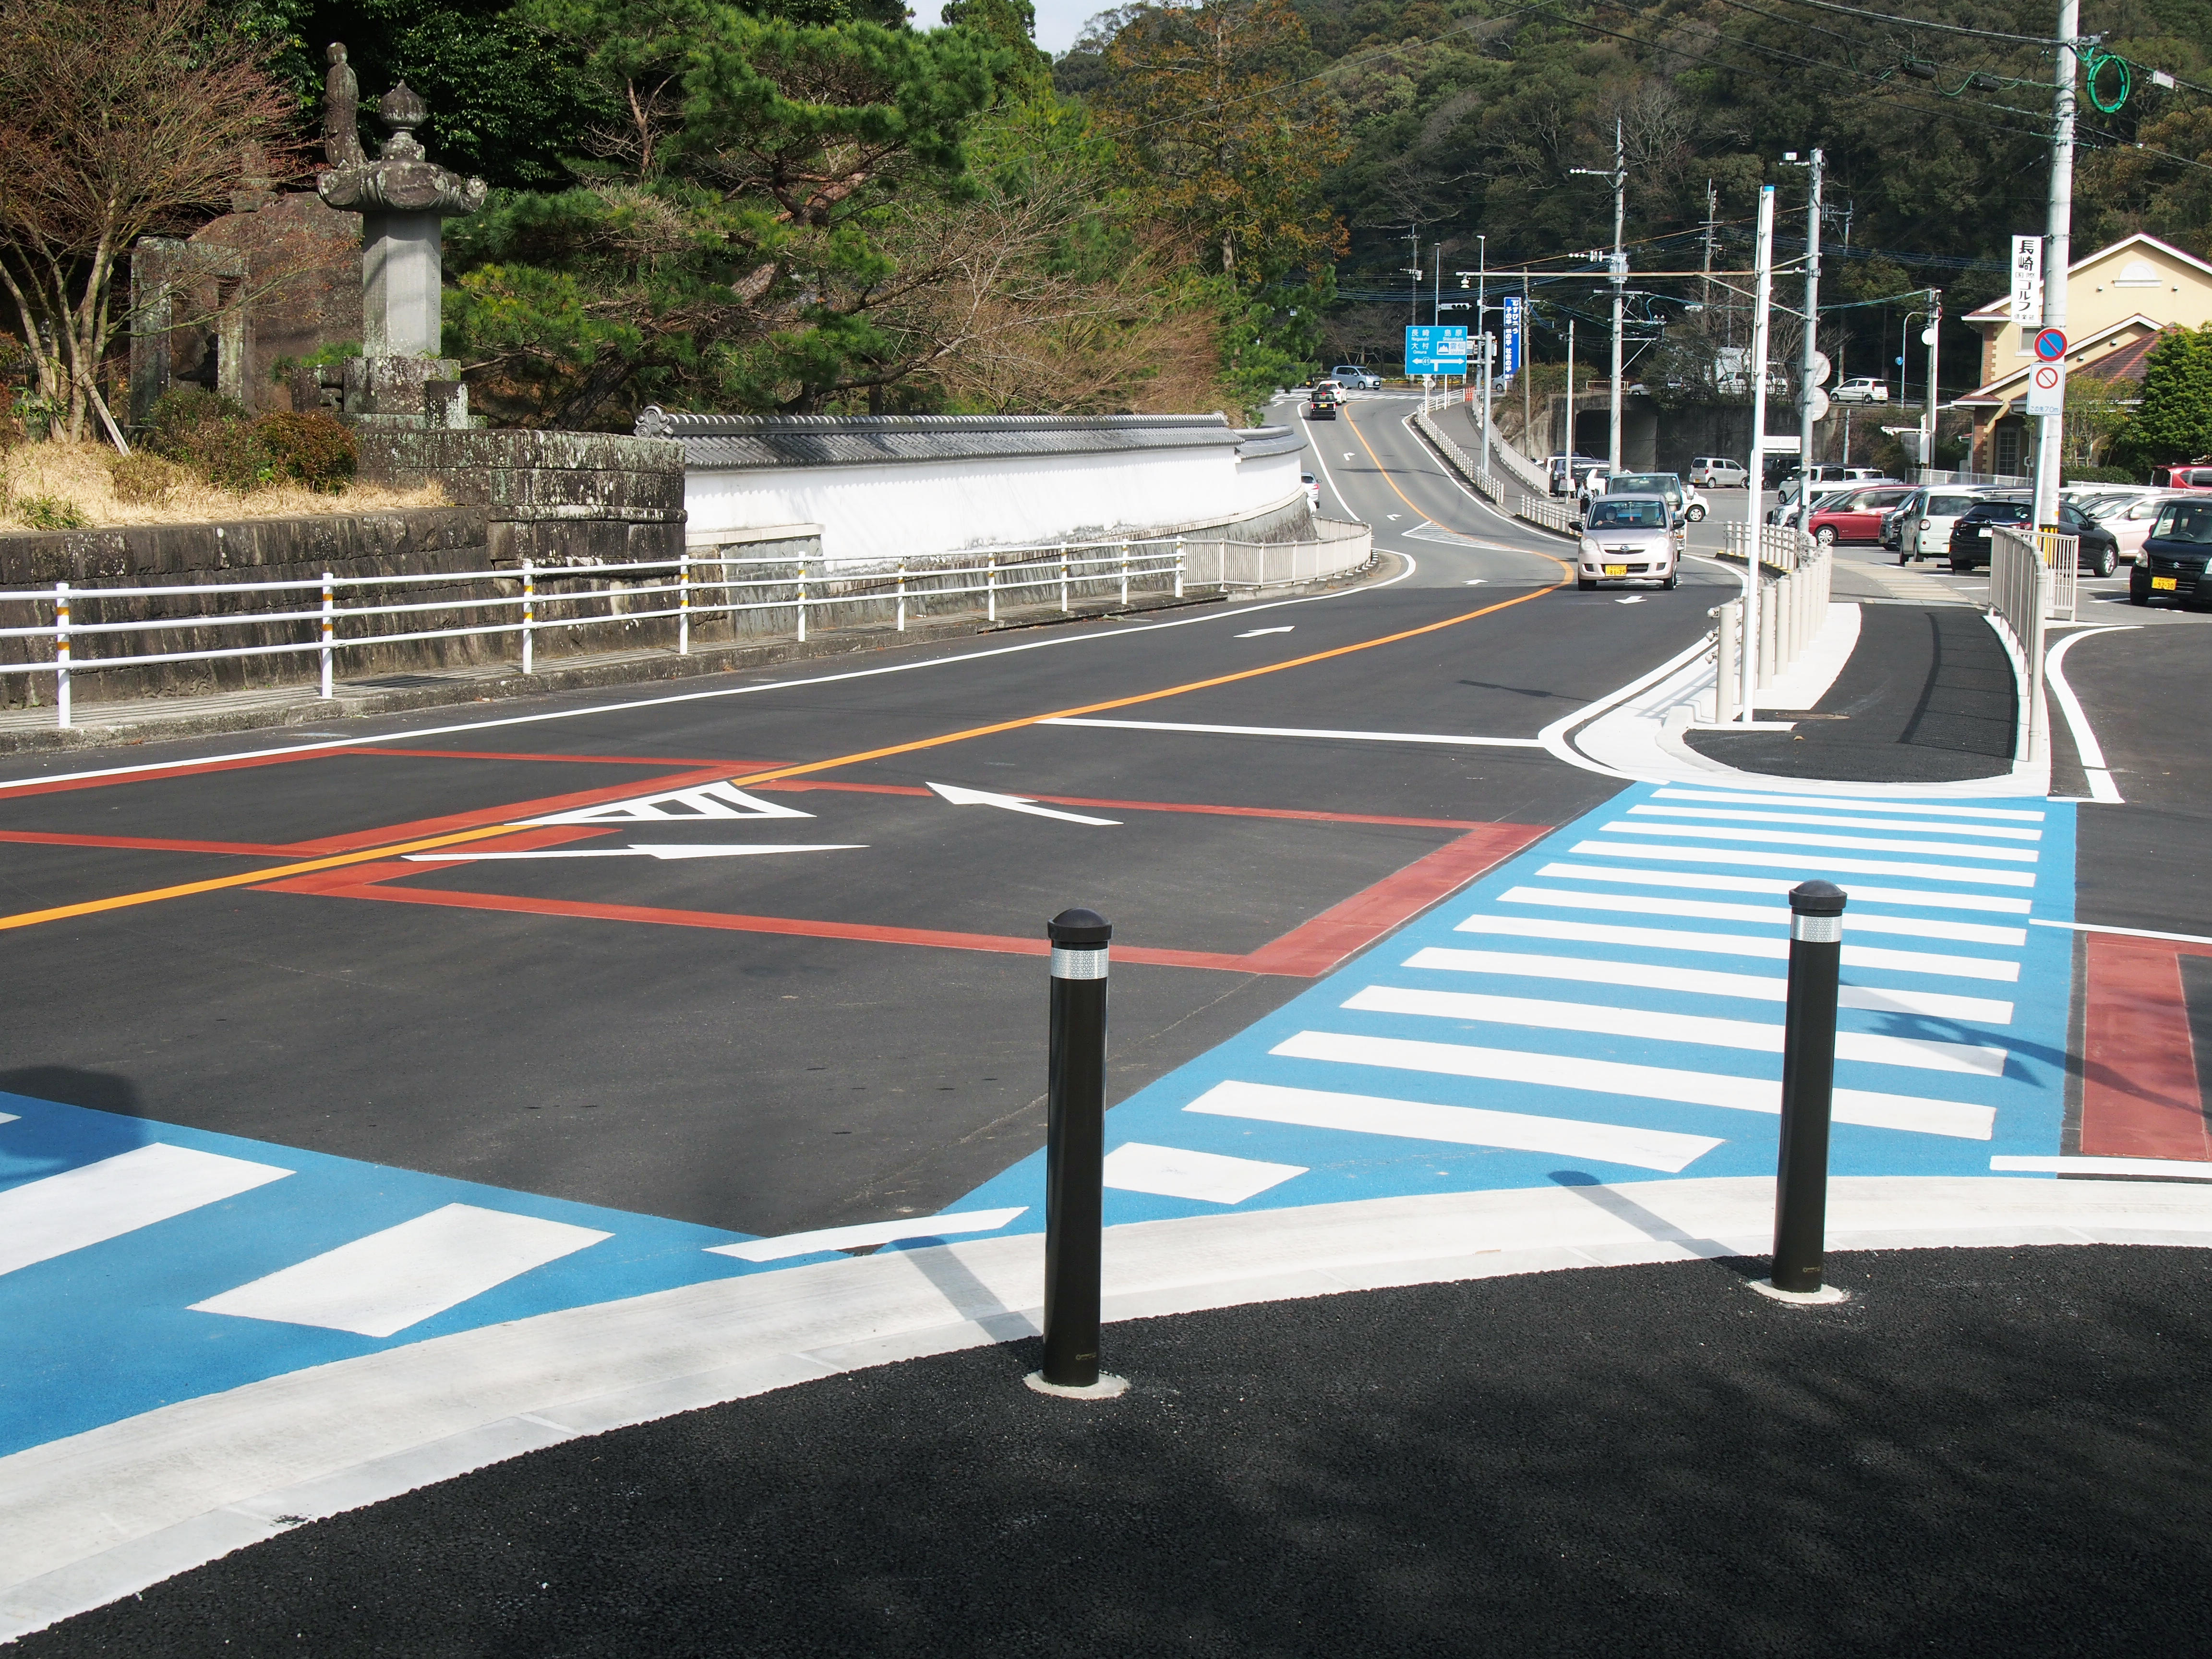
[2034,327,2068,361]
[1502,298,1523,378]
[1405,325,1470,376]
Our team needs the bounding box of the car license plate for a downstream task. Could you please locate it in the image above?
[1603,565,1627,577]
[1976,528,1991,537]
[2152,575,2178,590]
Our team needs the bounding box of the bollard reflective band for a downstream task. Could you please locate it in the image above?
[1051,946,1109,980]
[1791,913,1842,944]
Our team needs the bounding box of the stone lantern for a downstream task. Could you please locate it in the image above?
[317,76,488,421]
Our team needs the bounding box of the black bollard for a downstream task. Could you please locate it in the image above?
[1035,907,1118,1394]
[1770,878,1847,1296]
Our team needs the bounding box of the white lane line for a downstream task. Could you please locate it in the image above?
[1535,862,2033,915]
[706,1207,1028,1263]
[1452,913,2021,981]
[1184,1079,1721,1173]
[1344,985,2009,1077]
[1271,1031,1997,1140]
[1627,804,2042,842]
[1500,885,2028,946]
[2029,919,2212,947]
[0,1145,292,1277]
[1402,946,2016,1024]
[1039,718,1543,747]
[191,1205,611,1339]
[1651,787,2045,822]
[926,782,1120,825]
[1235,626,1297,638]
[1599,821,2039,864]
[1571,840,2038,889]
[1991,1154,2212,1181]
[1101,1142,1306,1203]
[405,843,866,862]
[2044,626,2134,805]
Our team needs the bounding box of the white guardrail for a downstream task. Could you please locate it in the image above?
[1986,524,2072,764]
[1709,523,1828,724]
[0,526,1372,730]
[1408,409,1579,537]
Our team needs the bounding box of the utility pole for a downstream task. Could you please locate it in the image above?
[1783,148,1825,476]
[2033,0,2079,528]
[1477,235,1488,477]
[1565,317,1576,458]
[1701,180,1717,311]
[1569,124,1628,472]
[1744,184,1777,725]
[1404,229,1420,330]
[1923,290,1942,477]
[1523,270,1534,458]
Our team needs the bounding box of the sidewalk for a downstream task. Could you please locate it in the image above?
[16,1223,2209,1656]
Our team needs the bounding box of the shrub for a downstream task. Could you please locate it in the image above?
[107,450,187,503]
[145,386,249,463]
[253,410,356,491]
[16,493,89,530]
[2065,465,2137,486]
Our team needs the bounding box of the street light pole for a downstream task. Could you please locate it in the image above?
[1923,290,1943,476]
[1784,148,1825,475]
[2033,0,2079,528]
[1477,235,1488,476]
[1609,121,1626,472]
[1744,184,1776,726]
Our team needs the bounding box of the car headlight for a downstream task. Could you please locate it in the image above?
[1580,538,1602,557]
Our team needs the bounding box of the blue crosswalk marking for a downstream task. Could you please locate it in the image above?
[953,782,2076,1227]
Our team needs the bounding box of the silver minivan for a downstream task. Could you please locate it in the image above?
[1690,457,1747,488]
[1578,494,1683,590]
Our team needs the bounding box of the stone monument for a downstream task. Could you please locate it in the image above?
[316,65,486,422]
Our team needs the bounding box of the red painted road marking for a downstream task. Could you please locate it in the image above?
[261,823,1547,978]
[2079,932,2212,1161]
[0,830,304,857]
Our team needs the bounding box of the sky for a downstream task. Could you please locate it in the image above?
[1029,0,1102,53]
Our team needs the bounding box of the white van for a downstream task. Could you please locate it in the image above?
[1689,457,1747,488]
[1902,489,1991,562]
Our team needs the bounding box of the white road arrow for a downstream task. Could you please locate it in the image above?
[1236,626,1295,637]
[926,782,1119,826]
[1464,579,1488,586]
[403,843,866,862]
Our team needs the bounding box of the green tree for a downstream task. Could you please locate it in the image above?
[2110,326,2212,475]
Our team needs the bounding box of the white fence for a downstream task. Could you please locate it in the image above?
[1988,526,2052,762]
[1724,520,1819,571]
[1516,495,1577,535]
[1412,408,1578,538]
[1411,409,1504,504]
[1,525,1371,729]
[1709,547,1833,724]
[2036,528,2080,622]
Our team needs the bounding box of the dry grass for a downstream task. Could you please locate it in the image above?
[0,441,447,530]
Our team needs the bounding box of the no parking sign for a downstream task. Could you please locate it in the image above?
[2026,360,2065,416]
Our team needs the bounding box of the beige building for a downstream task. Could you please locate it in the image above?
[1955,233,2212,476]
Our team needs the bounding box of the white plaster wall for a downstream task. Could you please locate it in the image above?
[686,444,1262,565]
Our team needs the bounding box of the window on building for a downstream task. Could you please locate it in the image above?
[1995,424,2023,475]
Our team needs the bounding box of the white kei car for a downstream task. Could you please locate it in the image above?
[1902,489,1992,562]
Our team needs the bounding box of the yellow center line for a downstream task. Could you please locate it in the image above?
[1345,404,1573,576]
[0,483,1566,932]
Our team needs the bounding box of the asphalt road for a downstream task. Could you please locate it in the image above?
[22,1244,2210,1659]
[0,393,1738,1237]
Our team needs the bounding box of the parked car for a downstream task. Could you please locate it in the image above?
[1688,457,1748,489]
[1302,472,1321,513]
[2148,463,2212,490]
[1947,498,2119,576]
[1330,364,1383,391]
[1807,484,1917,545]
[1605,471,1708,521]
[2086,491,2184,563]
[1548,453,1604,496]
[1768,466,1895,521]
[2131,496,2212,607]
[1577,494,1683,590]
[1831,378,1890,404]
[1879,491,1924,552]
[1901,489,1992,562]
[1305,381,1342,421]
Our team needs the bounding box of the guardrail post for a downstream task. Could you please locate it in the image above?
[1714,601,1738,723]
[1173,538,1184,599]
[1764,879,1849,1302]
[1119,541,1130,607]
[1059,543,1070,613]
[796,559,808,643]
[987,555,998,623]
[53,580,70,729]
[1027,907,1126,1399]
[320,572,335,698]
[896,561,907,633]
[678,552,691,655]
[521,559,535,675]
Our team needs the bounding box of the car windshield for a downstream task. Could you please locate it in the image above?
[1610,475,1676,494]
[1587,499,1667,529]
[2152,502,2212,543]
[1928,494,1978,515]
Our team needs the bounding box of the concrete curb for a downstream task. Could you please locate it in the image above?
[2,1174,2208,1643]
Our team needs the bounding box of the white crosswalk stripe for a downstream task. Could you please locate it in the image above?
[1271,1030,1998,1140]
[1626,804,2043,841]
[1402,946,2017,1024]
[1453,913,2021,981]
[1599,821,2041,863]
[1535,862,2032,914]
[1570,839,2037,887]
[0,1144,292,1278]
[1343,985,2010,1077]
[1649,787,2044,822]
[1184,1079,1723,1173]
[1499,885,2027,946]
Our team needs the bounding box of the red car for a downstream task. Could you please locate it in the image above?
[1807,485,1917,546]
[2148,463,2212,489]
